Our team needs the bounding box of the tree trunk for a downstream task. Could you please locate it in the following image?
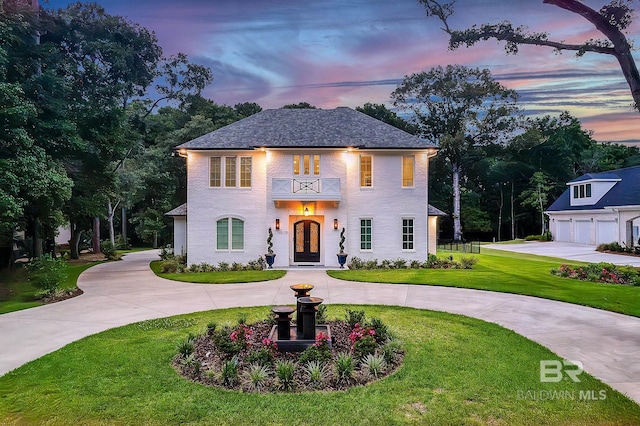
[153,230,158,249]
[538,190,544,235]
[70,224,82,260]
[497,185,503,242]
[121,207,127,248]
[544,0,640,110]
[32,217,43,259]
[92,217,101,254]
[452,163,463,241]
[510,181,515,240]
[107,201,119,246]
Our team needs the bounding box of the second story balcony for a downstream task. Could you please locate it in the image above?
[271,178,341,202]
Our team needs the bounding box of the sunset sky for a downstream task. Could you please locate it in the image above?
[46,0,640,145]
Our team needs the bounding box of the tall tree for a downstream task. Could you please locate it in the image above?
[392,65,520,241]
[281,102,317,109]
[520,171,554,235]
[356,103,418,134]
[418,0,640,109]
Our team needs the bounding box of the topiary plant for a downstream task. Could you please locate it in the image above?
[339,227,346,254]
[267,227,274,254]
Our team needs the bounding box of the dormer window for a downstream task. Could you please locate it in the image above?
[573,183,591,199]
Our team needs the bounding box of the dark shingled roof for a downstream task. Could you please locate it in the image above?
[177,107,436,150]
[547,166,640,212]
[165,203,187,216]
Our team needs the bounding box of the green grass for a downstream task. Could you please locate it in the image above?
[0,262,101,315]
[0,305,637,425]
[150,260,286,283]
[329,249,640,317]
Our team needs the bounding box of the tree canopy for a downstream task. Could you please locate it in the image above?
[418,0,640,110]
[392,65,521,241]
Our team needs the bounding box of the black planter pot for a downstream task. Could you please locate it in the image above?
[336,253,348,269]
[265,253,276,269]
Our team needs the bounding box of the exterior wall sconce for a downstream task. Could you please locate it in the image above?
[275,219,280,230]
[334,219,339,230]
[304,207,309,216]
[590,218,594,222]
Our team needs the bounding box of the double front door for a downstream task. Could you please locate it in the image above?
[294,220,320,262]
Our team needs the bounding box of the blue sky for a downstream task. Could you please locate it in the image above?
[45,0,640,144]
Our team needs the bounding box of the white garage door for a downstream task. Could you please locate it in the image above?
[555,220,571,242]
[575,220,591,244]
[596,221,617,245]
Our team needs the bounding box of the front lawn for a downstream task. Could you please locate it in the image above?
[328,249,640,317]
[0,261,100,315]
[150,260,286,283]
[0,305,637,425]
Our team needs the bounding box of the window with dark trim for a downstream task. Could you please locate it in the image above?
[402,218,414,250]
[360,219,372,250]
[573,183,592,199]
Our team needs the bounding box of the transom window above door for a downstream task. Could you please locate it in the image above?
[293,154,320,176]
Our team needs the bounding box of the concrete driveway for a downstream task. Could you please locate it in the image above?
[484,241,640,267]
[0,249,639,406]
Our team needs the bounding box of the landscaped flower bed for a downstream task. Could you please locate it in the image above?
[173,309,404,392]
[347,254,478,270]
[551,262,640,286]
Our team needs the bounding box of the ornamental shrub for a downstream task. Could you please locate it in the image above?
[26,254,68,294]
[100,240,118,260]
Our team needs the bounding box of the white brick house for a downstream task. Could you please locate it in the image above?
[167,107,441,268]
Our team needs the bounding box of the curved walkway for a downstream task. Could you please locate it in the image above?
[1,250,639,405]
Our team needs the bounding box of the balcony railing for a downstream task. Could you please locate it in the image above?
[272,178,341,201]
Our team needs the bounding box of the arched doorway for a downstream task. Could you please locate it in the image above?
[294,220,320,262]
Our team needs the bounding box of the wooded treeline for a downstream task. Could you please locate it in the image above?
[2,2,639,266]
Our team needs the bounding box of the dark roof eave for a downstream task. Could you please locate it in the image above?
[175,145,437,151]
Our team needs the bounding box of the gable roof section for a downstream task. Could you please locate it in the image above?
[165,203,187,216]
[547,166,640,212]
[569,172,621,183]
[177,107,436,150]
[428,204,447,216]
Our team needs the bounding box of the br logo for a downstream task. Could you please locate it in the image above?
[540,360,584,383]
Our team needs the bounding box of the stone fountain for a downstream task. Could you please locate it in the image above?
[268,284,331,352]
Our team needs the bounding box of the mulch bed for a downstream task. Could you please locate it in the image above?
[174,320,404,393]
[41,288,84,304]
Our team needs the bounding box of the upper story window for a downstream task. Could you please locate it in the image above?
[402,156,414,187]
[573,183,592,199]
[293,154,320,176]
[360,155,372,187]
[240,157,252,188]
[210,156,252,188]
[225,156,236,187]
[210,157,221,187]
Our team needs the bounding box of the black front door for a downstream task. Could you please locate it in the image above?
[294,220,320,262]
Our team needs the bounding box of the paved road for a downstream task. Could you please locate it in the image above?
[0,249,639,405]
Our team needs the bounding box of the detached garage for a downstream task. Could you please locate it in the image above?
[555,220,571,242]
[596,221,617,245]
[546,166,640,248]
[574,220,591,245]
